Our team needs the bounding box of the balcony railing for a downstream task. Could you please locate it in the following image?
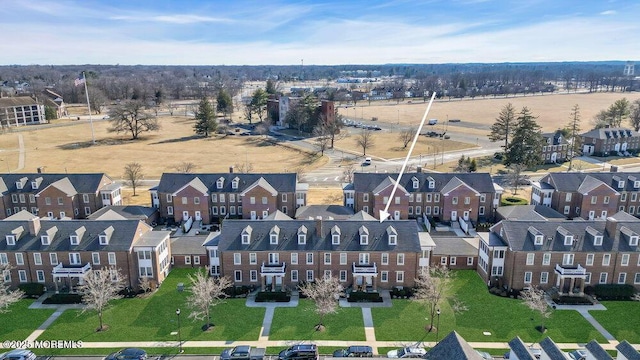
[260,262,286,275]
[555,263,586,276]
[52,262,92,277]
[352,262,377,274]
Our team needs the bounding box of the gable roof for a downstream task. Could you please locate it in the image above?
[0,173,111,195]
[496,205,566,221]
[441,176,481,196]
[372,176,409,195]
[0,96,38,107]
[582,127,638,140]
[616,340,640,360]
[424,331,483,360]
[539,337,568,360]
[38,177,77,196]
[88,206,158,221]
[585,340,613,360]
[294,205,354,220]
[541,172,640,193]
[172,177,209,196]
[241,177,279,196]
[576,175,617,195]
[353,172,494,194]
[508,337,537,360]
[158,173,297,194]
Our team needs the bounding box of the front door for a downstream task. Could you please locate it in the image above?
[451,211,457,221]
[551,152,557,163]
[195,211,202,221]
[250,211,257,220]
[463,211,469,221]
[394,210,400,220]
[588,210,595,220]
[182,211,189,221]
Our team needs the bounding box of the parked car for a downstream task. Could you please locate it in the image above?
[386,347,426,358]
[221,345,265,360]
[504,347,541,359]
[0,349,37,360]
[362,157,372,166]
[278,344,318,360]
[568,349,587,360]
[104,348,147,360]
[333,346,374,357]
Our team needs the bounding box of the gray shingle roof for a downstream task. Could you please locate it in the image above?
[508,337,537,360]
[170,236,208,255]
[157,173,298,194]
[0,173,111,195]
[353,172,495,194]
[217,219,421,252]
[88,206,158,221]
[541,172,640,193]
[496,205,566,221]
[616,340,640,360]
[539,337,568,360]
[585,340,613,360]
[432,237,478,256]
[582,127,638,140]
[424,331,483,360]
[294,205,355,220]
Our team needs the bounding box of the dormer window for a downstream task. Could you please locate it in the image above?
[594,236,603,246]
[635,181,640,189]
[31,181,38,189]
[619,180,625,188]
[16,181,23,189]
[359,225,369,245]
[70,235,79,245]
[5,235,15,246]
[534,235,543,245]
[41,235,50,245]
[242,234,250,244]
[631,236,639,247]
[427,177,435,189]
[564,235,574,246]
[99,235,108,245]
[412,177,419,189]
[100,226,113,245]
[217,177,224,189]
[297,225,307,244]
[331,225,341,245]
[232,177,239,190]
[270,225,280,245]
[387,226,398,245]
[241,225,252,244]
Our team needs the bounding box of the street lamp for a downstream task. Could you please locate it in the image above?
[436,308,441,344]
[176,308,183,353]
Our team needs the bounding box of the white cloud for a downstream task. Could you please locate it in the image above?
[110,14,233,24]
[600,10,617,15]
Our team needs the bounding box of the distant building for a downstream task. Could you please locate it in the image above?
[541,130,569,163]
[581,127,640,157]
[0,96,47,127]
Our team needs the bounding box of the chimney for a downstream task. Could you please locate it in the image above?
[27,217,41,236]
[229,166,234,173]
[611,165,619,173]
[417,166,422,173]
[315,218,323,237]
[37,167,43,174]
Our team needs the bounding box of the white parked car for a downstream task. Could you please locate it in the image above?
[0,349,37,360]
[387,347,426,358]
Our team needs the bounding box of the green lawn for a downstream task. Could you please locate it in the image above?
[269,299,365,341]
[40,268,264,342]
[372,271,606,343]
[0,299,55,340]
[589,301,640,343]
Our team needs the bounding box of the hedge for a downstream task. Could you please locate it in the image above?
[43,293,83,304]
[18,283,45,298]
[594,284,636,300]
[500,196,529,206]
[348,291,383,302]
[255,291,291,302]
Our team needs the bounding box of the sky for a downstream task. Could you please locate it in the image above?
[2,0,639,66]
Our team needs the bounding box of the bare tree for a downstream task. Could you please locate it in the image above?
[174,161,198,173]
[342,164,356,183]
[88,88,109,114]
[506,163,527,195]
[234,161,254,174]
[0,264,24,312]
[398,127,415,149]
[412,265,454,333]
[630,99,640,132]
[356,129,375,156]
[520,287,551,333]
[313,125,331,156]
[124,162,144,196]
[108,100,160,140]
[186,269,232,331]
[299,276,343,331]
[77,267,126,331]
[138,277,153,293]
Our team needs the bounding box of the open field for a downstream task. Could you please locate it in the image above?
[340,93,640,134]
[0,115,326,178]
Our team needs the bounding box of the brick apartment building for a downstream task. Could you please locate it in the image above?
[266,97,336,129]
[531,172,640,219]
[204,214,426,290]
[541,130,569,163]
[478,211,640,292]
[581,127,640,157]
[0,173,122,220]
[0,211,171,290]
[150,171,308,225]
[343,172,501,223]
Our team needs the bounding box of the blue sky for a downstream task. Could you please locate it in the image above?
[2,0,638,65]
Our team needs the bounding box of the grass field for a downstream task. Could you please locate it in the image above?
[0,116,326,178]
[589,301,640,343]
[339,93,640,134]
[0,299,55,341]
[40,268,264,342]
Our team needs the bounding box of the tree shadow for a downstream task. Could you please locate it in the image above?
[151,135,203,145]
[57,138,126,150]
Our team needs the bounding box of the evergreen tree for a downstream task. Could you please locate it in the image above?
[249,88,268,123]
[216,89,233,121]
[566,104,582,171]
[488,103,516,151]
[194,97,217,137]
[505,107,544,168]
[265,79,278,95]
[44,106,58,120]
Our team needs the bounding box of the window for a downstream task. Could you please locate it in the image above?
[84,207,91,215]
[306,253,313,265]
[604,196,610,204]
[389,234,397,245]
[564,206,570,215]
[381,253,389,265]
[416,206,421,215]
[340,253,347,265]
[11,194,17,203]
[234,270,242,282]
[270,234,278,244]
[479,206,485,215]
[631,236,639,246]
[491,266,504,276]
[602,254,611,266]
[565,193,572,202]
[82,193,90,203]
[139,266,153,277]
[480,194,486,202]
[323,270,331,279]
[242,234,250,244]
[395,196,401,204]
[360,234,368,245]
[306,270,314,282]
[450,256,456,265]
[324,253,331,265]
[249,253,257,265]
[57,197,64,205]
[412,178,419,189]
[108,252,116,265]
[397,253,405,265]
[416,194,422,202]
[599,272,608,284]
[282,193,287,202]
[167,206,174,215]
[426,194,432,202]
[250,270,258,282]
[618,273,627,284]
[332,234,340,245]
[291,270,298,282]
[591,196,597,204]
[234,253,241,265]
[524,272,532,284]
[262,196,268,204]
[291,253,298,265]
[383,196,389,205]
[563,253,574,266]
[564,235,573,246]
[34,253,42,265]
[594,236,603,246]
[363,194,369,202]
[622,193,627,201]
[585,273,592,284]
[381,271,389,282]
[493,250,505,259]
[45,197,52,205]
[363,206,369,213]
[441,256,447,265]
[396,271,404,283]
[540,272,549,284]
[524,253,535,265]
[35,270,45,283]
[635,273,640,284]
[15,253,23,265]
[359,253,369,265]
[49,253,58,265]
[220,206,226,215]
[230,194,235,203]
[534,235,544,246]
[339,270,347,282]
[194,197,200,205]
[250,196,255,204]
[434,206,439,215]
[70,235,79,246]
[586,253,594,266]
[298,234,306,244]
[464,196,470,205]
[18,270,27,283]
[622,253,630,266]
[467,257,474,265]
[41,235,50,245]
[5,235,15,246]
[92,252,100,265]
[452,196,458,205]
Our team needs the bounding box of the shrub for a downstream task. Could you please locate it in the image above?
[255,291,291,302]
[552,295,593,305]
[594,284,635,300]
[18,283,45,298]
[43,293,83,304]
[348,291,383,302]
[224,285,253,298]
[501,196,529,206]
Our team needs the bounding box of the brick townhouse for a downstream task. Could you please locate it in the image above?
[531,172,640,219]
[477,211,640,293]
[204,212,426,290]
[343,172,501,223]
[150,171,308,225]
[0,173,122,220]
[541,130,569,164]
[0,211,171,290]
[581,127,640,157]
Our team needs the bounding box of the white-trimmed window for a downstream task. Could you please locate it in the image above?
[306,253,313,265]
[291,253,298,265]
[585,272,591,284]
[524,272,532,284]
[323,270,331,279]
[15,253,24,265]
[250,270,258,282]
[234,253,241,265]
[542,253,551,265]
[167,206,174,215]
[381,271,388,282]
[618,272,627,284]
[332,233,340,245]
[586,253,594,266]
[594,235,603,246]
[599,272,608,284]
[34,253,42,265]
[70,235,79,245]
[450,256,456,265]
[83,194,90,203]
[563,253,574,266]
[108,252,116,265]
[324,253,331,265]
[18,270,27,283]
[526,253,535,265]
[381,253,389,265]
[291,270,298,282]
[540,272,549,284]
[49,253,58,265]
[635,273,640,284]
[396,271,404,283]
[249,253,257,265]
[92,252,100,265]
[441,256,447,265]
[359,253,369,265]
[340,253,347,265]
[622,254,630,266]
[306,270,314,282]
[631,236,639,247]
[602,254,611,266]
[36,270,45,283]
[339,270,347,282]
[467,257,473,266]
[5,235,15,246]
[363,193,369,202]
[0,253,7,265]
[234,270,242,282]
[397,253,405,265]
[282,193,287,202]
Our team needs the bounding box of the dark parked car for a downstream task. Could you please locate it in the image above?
[104,348,147,360]
[0,349,37,360]
[333,346,373,357]
[278,344,318,360]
